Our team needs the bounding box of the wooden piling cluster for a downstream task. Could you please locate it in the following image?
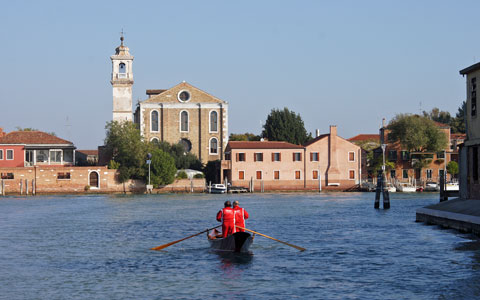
[374,171,390,209]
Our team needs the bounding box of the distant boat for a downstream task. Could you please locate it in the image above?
[424,182,440,192]
[208,184,227,194]
[385,182,397,192]
[446,181,459,191]
[396,183,416,192]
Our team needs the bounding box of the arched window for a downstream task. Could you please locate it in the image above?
[150,137,159,144]
[151,110,159,132]
[210,111,218,132]
[210,138,218,154]
[89,171,99,188]
[180,111,189,132]
[119,63,126,73]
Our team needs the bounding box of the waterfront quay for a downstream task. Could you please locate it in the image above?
[1,192,480,299]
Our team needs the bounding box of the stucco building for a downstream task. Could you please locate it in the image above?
[221,126,361,191]
[460,63,480,199]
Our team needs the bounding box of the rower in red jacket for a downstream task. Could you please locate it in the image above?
[216,201,235,237]
[233,200,249,232]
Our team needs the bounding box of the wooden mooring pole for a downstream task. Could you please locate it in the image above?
[375,171,390,209]
[439,174,447,202]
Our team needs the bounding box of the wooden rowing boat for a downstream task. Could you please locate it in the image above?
[207,231,254,253]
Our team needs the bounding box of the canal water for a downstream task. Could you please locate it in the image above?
[1,193,479,300]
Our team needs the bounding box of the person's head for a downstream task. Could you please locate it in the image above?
[224,201,232,208]
[233,200,239,207]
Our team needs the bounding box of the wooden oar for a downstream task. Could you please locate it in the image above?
[236,226,306,252]
[151,225,222,251]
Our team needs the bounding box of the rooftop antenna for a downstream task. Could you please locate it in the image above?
[65,116,72,141]
[419,101,422,115]
[120,28,125,45]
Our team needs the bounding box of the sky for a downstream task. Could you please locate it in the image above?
[0,0,478,149]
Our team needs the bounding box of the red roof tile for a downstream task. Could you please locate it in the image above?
[227,141,304,149]
[348,134,380,142]
[0,131,73,145]
[303,134,329,147]
[76,150,98,156]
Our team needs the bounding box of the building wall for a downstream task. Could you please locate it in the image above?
[465,71,480,142]
[0,145,24,167]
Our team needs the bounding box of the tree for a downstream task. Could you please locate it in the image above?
[447,161,459,178]
[262,107,311,145]
[229,133,261,141]
[148,148,176,186]
[387,114,448,153]
[104,121,147,182]
[150,140,203,170]
[422,107,452,125]
[450,101,466,134]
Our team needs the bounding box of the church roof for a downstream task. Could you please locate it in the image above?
[0,131,73,145]
[142,82,226,104]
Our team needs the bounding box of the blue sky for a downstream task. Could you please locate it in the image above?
[0,1,477,149]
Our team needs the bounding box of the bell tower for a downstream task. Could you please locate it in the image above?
[110,34,134,122]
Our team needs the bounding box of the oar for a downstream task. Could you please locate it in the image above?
[151,225,222,251]
[236,226,306,252]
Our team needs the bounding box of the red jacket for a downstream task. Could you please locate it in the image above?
[233,206,249,231]
[217,207,235,237]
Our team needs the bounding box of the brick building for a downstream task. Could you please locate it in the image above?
[134,82,228,164]
[221,126,361,191]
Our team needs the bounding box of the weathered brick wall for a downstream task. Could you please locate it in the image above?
[0,166,207,195]
[230,179,356,192]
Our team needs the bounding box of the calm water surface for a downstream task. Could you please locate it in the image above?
[1,193,480,300]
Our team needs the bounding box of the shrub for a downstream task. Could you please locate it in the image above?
[108,160,120,169]
[193,173,204,179]
[176,171,188,179]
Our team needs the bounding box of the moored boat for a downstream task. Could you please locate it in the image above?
[208,184,227,194]
[207,231,254,253]
[396,183,416,192]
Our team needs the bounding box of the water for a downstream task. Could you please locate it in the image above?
[1,193,479,300]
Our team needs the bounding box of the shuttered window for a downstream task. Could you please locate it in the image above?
[293,152,302,161]
[274,171,280,180]
[239,171,245,180]
[295,170,301,180]
[349,170,355,180]
[256,171,262,180]
[313,170,318,179]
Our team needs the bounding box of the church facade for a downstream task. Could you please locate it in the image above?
[110,37,228,164]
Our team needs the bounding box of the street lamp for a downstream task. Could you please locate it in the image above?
[146,153,152,192]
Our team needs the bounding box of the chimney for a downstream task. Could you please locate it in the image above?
[315,129,320,138]
[330,125,337,137]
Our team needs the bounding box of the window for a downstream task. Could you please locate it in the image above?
[178,90,191,102]
[310,152,319,162]
[274,170,280,180]
[390,170,396,178]
[6,149,13,160]
[119,63,126,78]
[348,152,355,162]
[179,138,192,152]
[225,152,231,160]
[293,152,302,161]
[437,152,445,159]
[349,170,355,180]
[49,150,62,163]
[210,111,218,132]
[472,77,477,117]
[272,152,281,162]
[313,170,319,180]
[151,110,159,132]
[0,149,3,160]
[403,169,409,179]
[474,146,479,182]
[64,150,73,163]
[237,153,245,162]
[1,173,14,179]
[256,171,262,180]
[26,150,33,166]
[426,169,432,179]
[401,151,410,161]
[295,170,301,180]
[36,150,48,163]
[388,150,397,161]
[254,153,263,162]
[238,171,245,180]
[180,111,189,132]
[210,138,218,154]
[150,137,159,144]
[57,172,71,180]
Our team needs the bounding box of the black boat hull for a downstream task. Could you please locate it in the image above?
[208,232,253,253]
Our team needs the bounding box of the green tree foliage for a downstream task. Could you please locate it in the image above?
[262,107,311,145]
[450,101,466,134]
[107,160,120,169]
[229,133,261,141]
[387,114,448,153]
[447,161,459,176]
[368,151,395,177]
[204,160,221,184]
[176,170,188,179]
[150,141,203,170]
[353,139,380,152]
[422,107,452,125]
[15,127,57,136]
[148,148,176,186]
[104,121,147,182]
